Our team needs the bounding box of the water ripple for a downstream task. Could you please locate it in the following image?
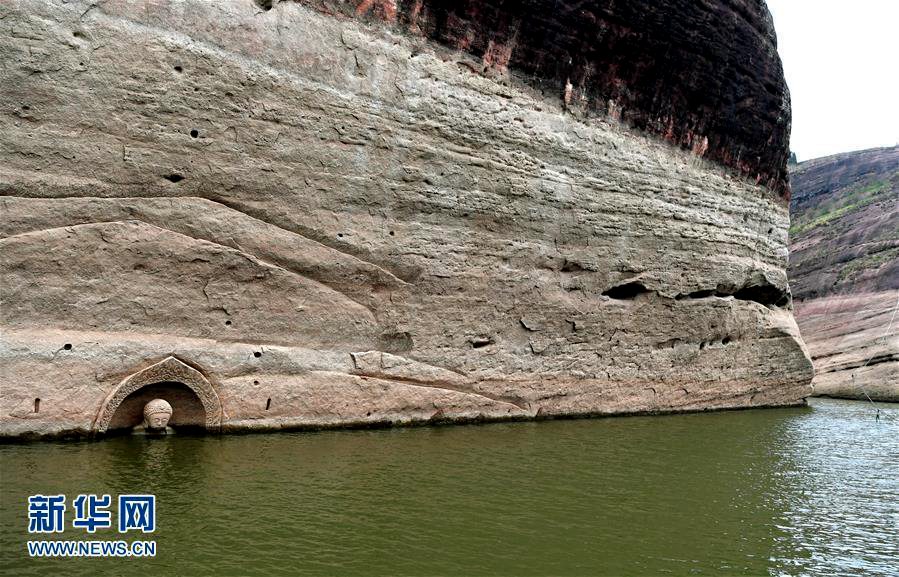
[1,399,896,576]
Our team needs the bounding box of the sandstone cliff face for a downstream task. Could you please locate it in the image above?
[0,0,812,438]
[789,146,898,401]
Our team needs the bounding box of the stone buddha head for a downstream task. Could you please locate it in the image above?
[143,398,173,431]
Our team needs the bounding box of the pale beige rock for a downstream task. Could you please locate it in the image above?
[794,292,899,402]
[0,0,812,438]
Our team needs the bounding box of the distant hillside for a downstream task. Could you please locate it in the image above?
[788,146,898,401]
[790,146,898,298]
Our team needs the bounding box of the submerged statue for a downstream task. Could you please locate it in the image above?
[133,398,174,435]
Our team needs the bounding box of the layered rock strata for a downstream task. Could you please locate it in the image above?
[789,146,898,401]
[0,0,812,438]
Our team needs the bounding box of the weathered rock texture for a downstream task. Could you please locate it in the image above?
[789,146,898,401]
[0,0,811,438]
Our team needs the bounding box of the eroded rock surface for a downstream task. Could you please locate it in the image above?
[788,146,899,401]
[0,0,811,438]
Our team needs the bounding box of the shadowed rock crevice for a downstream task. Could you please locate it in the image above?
[677,286,789,308]
[732,284,790,308]
[604,277,790,308]
[602,281,651,300]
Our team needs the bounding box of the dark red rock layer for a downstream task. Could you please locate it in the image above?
[299,0,792,197]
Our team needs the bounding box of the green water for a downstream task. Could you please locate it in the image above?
[1,398,896,576]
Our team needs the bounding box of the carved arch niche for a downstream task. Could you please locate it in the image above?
[93,356,223,434]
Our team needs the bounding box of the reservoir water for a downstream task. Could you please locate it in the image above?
[1,398,896,576]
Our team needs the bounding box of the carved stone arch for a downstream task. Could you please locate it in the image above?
[93,356,223,433]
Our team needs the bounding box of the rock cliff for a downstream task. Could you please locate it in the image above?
[0,0,812,438]
[789,146,898,401]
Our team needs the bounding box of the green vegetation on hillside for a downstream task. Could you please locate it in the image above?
[837,246,899,282]
[790,176,895,237]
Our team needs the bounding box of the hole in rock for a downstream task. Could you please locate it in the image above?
[722,336,732,345]
[602,281,650,300]
[253,351,262,358]
[174,65,183,73]
[265,398,271,411]
[63,343,72,351]
[254,0,274,10]
[225,320,232,326]
[389,230,395,236]
[676,281,788,308]
[470,337,494,349]
[164,174,184,183]
[190,129,198,138]
[337,233,344,238]
[253,380,259,386]
[733,284,789,307]
[107,381,206,433]
[677,289,716,300]
[34,398,40,413]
